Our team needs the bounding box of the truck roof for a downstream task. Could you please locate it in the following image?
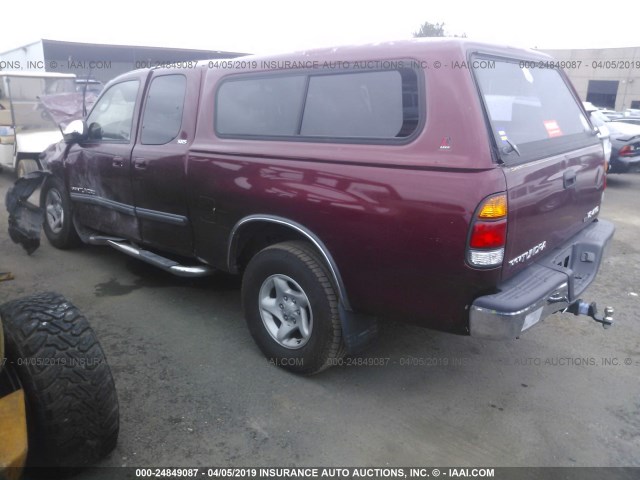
[200,38,551,68]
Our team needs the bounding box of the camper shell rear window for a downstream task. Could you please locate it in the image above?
[473,55,597,164]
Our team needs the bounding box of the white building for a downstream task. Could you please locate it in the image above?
[542,47,640,111]
[0,39,244,84]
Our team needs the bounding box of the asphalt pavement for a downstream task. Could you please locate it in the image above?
[0,169,638,471]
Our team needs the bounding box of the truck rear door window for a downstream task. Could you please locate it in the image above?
[474,57,594,163]
[141,74,187,145]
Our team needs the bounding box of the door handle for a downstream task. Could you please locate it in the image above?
[134,158,147,170]
[112,156,124,168]
[563,170,577,189]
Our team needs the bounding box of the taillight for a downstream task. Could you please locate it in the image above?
[619,145,632,156]
[478,195,507,219]
[469,220,507,248]
[467,193,507,268]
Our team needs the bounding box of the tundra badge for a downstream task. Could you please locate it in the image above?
[508,241,547,267]
[583,205,600,223]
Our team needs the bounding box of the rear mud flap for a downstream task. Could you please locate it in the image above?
[339,303,378,354]
[5,171,50,255]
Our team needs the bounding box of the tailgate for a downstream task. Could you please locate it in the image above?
[473,56,606,280]
[501,145,605,278]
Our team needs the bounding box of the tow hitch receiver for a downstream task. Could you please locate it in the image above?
[567,301,614,329]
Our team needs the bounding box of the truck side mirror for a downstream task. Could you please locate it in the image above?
[62,119,87,144]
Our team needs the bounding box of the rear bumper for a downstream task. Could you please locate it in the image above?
[469,219,615,339]
[610,155,640,172]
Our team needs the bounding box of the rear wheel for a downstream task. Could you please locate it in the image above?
[16,158,39,178]
[0,292,119,470]
[242,241,345,375]
[40,176,81,249]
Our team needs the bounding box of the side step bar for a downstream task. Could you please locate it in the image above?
[73,219,214,277]
[105,240,214,278]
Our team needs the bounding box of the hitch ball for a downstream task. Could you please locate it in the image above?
[602,306,614,329]
[568,301,614,329]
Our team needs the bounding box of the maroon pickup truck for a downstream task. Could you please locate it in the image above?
[12,39,615,374]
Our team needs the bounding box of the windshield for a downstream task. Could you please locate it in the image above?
[0,76,75,131]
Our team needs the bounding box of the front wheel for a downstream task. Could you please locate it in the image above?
[40,176,81,249]
[242,241,345,375]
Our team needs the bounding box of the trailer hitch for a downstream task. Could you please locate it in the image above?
[566,300,614,329]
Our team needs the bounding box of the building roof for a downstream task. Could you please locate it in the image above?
[1,39,246,60]
[0,71,76,78]
[41,39,246,61]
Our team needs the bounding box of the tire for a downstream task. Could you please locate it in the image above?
[16,158,39,178]
[40,176,81,249]
[0,292,119,470]
[242,241,345,375]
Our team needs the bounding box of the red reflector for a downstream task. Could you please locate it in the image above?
[619,145,632,156]
[470,220,507,249]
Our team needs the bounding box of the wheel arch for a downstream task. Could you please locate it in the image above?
[227,215,352,311]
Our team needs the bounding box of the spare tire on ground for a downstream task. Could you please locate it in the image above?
[0,292,119,472]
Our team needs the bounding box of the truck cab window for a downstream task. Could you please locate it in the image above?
[87,80,139,142]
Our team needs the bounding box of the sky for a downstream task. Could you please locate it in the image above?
[1,0,639,55]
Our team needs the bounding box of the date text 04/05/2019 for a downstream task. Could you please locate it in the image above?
[134,467,496,478]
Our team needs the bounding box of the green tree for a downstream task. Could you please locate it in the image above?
[413,21,467,38]
[413,21,445,38]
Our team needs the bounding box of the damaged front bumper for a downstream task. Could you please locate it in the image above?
[469,219,615,339]
[5,171,50,255]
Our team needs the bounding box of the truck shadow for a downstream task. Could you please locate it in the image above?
[89,245,241,298]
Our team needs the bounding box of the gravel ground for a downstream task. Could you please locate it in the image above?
[0,169,638,474]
